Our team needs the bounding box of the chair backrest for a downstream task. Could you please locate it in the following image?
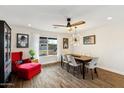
[11,52,23,62]
[69,55,78,66]
[66,55,72,62]
[89,57,99,67]
[62,55,68,62]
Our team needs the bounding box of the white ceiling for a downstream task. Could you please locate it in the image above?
[0,5,124,33]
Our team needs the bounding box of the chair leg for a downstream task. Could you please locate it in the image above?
[80,65,83,74]
[85,68,88,73]
[68,65,70,72]
[67,64,70,72]
[73,67,74,75]
[79,66,82,74]
[63,63,65,69]
[61,62,64,68]
[73,67,76,75]
[94,68,98,77]
[90,69,93,80]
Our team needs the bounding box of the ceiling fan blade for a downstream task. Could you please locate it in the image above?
[71,21,85,27]
[53,25,67,27]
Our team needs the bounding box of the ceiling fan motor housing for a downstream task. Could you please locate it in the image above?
[67,18,71,27]
[67,18,71,21]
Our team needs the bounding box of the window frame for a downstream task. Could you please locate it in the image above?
[39,37,57,56]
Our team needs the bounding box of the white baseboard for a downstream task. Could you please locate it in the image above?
[98,66,124,75]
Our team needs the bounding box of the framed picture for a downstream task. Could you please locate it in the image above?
[63,38,69,49]
[17,33,29,48]
[83,35,96,45]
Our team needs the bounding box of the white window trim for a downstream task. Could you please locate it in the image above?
[39,37,57,56]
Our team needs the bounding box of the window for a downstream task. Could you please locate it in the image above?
[48,38,57,55]
[39,37,57,56]
[39,37,47,56]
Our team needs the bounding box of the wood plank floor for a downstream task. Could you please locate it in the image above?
[8,63,124,88]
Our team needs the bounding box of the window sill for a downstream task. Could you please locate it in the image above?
[40,55,57,57]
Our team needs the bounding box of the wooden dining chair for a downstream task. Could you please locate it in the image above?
[85,57,99,80]
[68,55,82,75]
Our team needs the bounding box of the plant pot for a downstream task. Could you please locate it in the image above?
[30,57,34,60]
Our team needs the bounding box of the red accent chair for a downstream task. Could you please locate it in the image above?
[11,52,42,79]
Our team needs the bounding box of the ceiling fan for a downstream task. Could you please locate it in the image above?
[53,18,85,31]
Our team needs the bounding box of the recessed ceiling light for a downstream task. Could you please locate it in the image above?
[107,17,112,20]
[28,24,31,27]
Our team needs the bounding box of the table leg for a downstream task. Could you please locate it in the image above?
[81,63,83,74]
[83,62,85,79]
[61,55,63,67]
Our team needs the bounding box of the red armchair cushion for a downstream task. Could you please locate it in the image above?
[23,58,31,63]
[17,63,41,79]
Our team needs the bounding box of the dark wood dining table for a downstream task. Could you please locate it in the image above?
[74,55,92,79]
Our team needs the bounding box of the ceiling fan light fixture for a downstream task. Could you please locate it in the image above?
[67,27,72,31]
[107,17,112,20]
[28,24,31,27]
[67,22,71,27]
[74,38,77,42]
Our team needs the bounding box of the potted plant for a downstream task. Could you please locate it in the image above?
[29,49,35,59]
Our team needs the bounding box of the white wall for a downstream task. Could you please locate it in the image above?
[72,20,124,75]
[11,26,34,58]
[11,25,72,64]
